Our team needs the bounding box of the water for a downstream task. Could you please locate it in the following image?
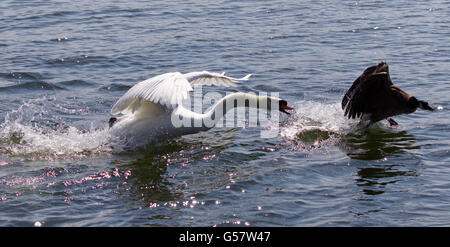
[0,0,449,226]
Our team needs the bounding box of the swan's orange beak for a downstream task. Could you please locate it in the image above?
[280,105,294,114]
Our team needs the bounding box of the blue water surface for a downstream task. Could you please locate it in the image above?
[0,0,449,226]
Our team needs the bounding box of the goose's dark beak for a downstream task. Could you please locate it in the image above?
[419,101,434,111]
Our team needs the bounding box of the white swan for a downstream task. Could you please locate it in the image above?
[108,71,293,141]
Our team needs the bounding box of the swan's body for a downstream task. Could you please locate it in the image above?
[109,71,292,142]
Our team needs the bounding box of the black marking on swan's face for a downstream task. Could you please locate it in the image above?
[109,117,117,128]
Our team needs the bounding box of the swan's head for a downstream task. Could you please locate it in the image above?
[279,99,294,115]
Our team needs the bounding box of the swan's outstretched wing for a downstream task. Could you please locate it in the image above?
[111,71,252,115]
[111,72,191,115]
[184,71,251,87]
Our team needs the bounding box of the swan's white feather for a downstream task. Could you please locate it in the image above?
[111,71,252,115]
[111,72,191,115]
[185,71,251,87]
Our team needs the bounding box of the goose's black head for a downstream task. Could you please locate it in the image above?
[407,97,434,112]
[279,99,294,115]
[407,97,419,110]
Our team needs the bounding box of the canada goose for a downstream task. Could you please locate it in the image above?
[342,62,433,126]
[108,71,293,138]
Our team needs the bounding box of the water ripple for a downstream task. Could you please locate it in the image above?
[0,0,449,227]
[0,81,65,92]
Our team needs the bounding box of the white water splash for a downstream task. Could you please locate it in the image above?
[0,96,125,159]
[279,100,358,149]
[0,97,363,158]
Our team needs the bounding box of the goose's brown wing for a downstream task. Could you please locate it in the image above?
[342,72,392,119]
[342,62,392,110]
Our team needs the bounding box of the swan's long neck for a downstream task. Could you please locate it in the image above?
[204,92,279,127]
[209,91,278,114]
[172,92,280,129]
